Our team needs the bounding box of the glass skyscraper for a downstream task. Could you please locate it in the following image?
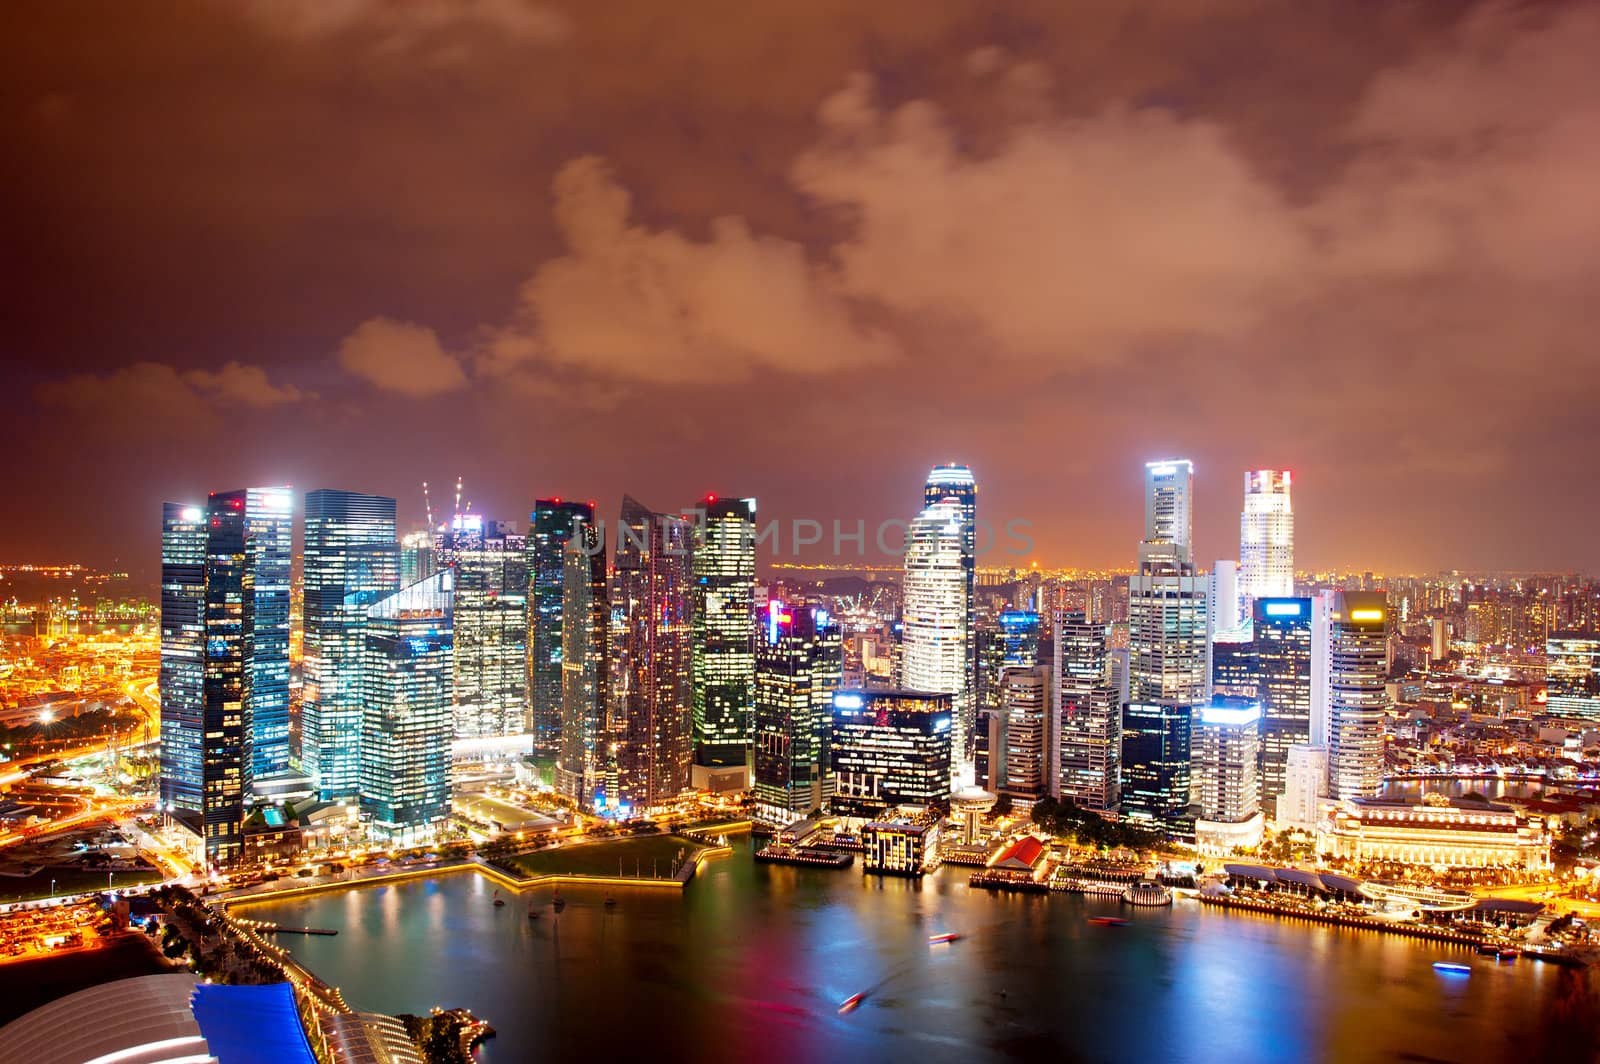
[159,503,206,816]
[1125,460,1207,839]
[830,690,953,818]
[302,490,399,802]
[159,485,291,867]
[556,518,609,809]
[452,531,529,739]
[613,495,695,810]
[1253,596,1313,815]
[529,499,595,756]
[360,570,454,841]
[1546,633,1600,720]
[903,494,971,786]
[753,601,842,820]
[691,496,757,772]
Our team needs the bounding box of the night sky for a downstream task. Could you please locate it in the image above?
[4,1,1597,578]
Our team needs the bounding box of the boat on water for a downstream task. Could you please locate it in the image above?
[1122,880,1173,907]
[552,893,566,913]
[837,992,866,1015]
[1476,944,1499,956]
[1498,948,1519,963]
[928,932,961,944]
[1433,962,1472,974]
[527,907,540,921]
[493,898,505,907]
[604,896,617,908]
[1087,916,1130,926]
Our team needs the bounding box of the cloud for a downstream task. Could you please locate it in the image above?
[236,0,571,51]
[336,317,468,397]
[37,360,304,413]
[473,156,901,384]
[792,74,1311,362]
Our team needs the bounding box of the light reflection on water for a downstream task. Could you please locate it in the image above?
[237,838,1599,1063]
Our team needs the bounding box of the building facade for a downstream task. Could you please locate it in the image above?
[1321,794,1550,871]
[691,496,757,775]
[1055,611,1120,812]
[1192,697,1264,854]
[993,664,1049,802]
[528,499,595,755]
[1326,592,1389,800]
[903,496,972,787]
[1253,597,1313,816]
[301,489,399,802]
[556,519,608,809]
[452,535,529,739]
[830,690,953,818]
[159,503,207,819]
[752,602,842,820]
[612,495,695,810]
[360,571,454,841]
[1238,469,1294,612]
[1546,633,1600,720]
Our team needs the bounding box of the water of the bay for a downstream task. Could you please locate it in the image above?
[238,834,1599,1064]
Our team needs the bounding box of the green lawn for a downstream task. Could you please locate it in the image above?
[0,866,162,903]
[506,835,706,880]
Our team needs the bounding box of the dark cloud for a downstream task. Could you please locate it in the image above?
[2,0,1597,578]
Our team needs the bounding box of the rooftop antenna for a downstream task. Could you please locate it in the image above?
[455,476,463,516]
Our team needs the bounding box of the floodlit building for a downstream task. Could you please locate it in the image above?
[1278,744,1329,832]
[360,570,455,842]
[1125,460,1207,839]
[159,485,292,867]
[1324,592,1389,800]
[831,690,953,818]
[692,495,758,782]
[1320,794,1551,871]
[992,664,1050,802]
[301,489,399,802]
[903,493,973,784]
[452,534,529,740]
[1192,697,1264,855]
[862,820,941,876]
[1238,469,1294,608]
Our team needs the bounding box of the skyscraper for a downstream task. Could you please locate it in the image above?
[400,530,436,587]
[1143,460,1194,563]
[691,496,757,779]
[159,486,292,867]
[360,570,454,842]
[924,464,977,771]
[1238,470,1294,611]
[1253,597,1313,816]
[1125,460,1207,838]
[1546,633,1600,720]
[1192,696,1264,854]
[158,503,206,817]
[556,519,609,809]
[994,664,1049,802]
[302,490,399,802]
[830,690,953,818]
[612,495,695,810]
[452,532,529,740]
[1325,591,1389,800]
[236,487,293,788]
[903,494,971,786]
[1055,611,1120,812]
[976,610,1039,790]
[529,499,595,756]
[752,601,842,820]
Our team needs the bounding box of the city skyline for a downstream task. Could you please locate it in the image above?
[5,1,1600,576]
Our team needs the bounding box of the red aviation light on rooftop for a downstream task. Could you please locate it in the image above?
[706,494,717,503]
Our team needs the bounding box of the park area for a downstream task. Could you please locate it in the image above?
[505,834,708,882]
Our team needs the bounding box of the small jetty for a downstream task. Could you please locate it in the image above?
[257,924,338,936]
[755,846,854,868]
